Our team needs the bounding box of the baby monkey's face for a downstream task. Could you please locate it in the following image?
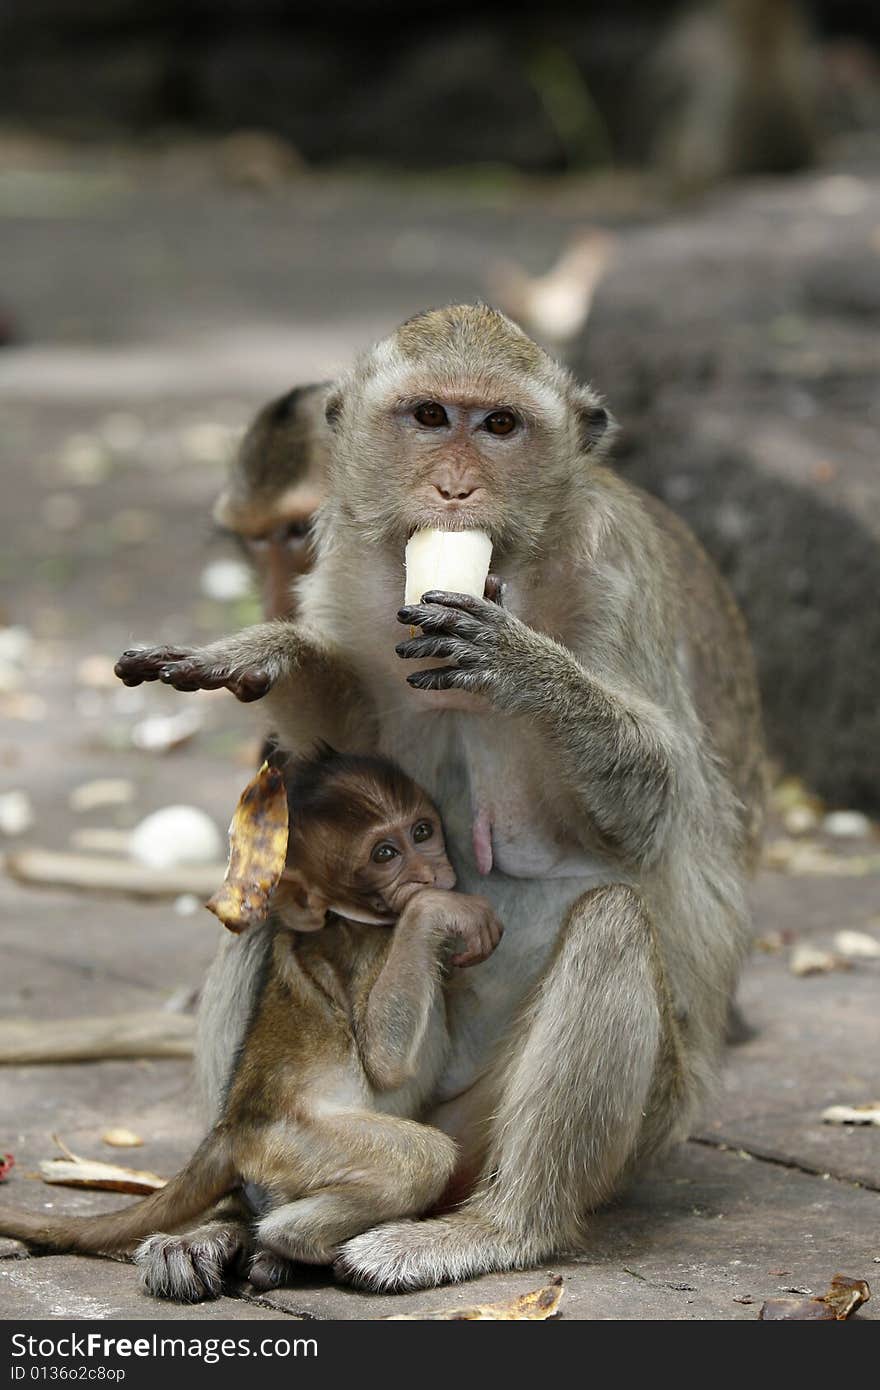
[349,796,457,919]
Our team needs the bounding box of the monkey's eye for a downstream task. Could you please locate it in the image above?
[413,402,449,429]
[484,409,517,436]
[371,842,399,864]
[412,820,434,844]
[281,517,312,546]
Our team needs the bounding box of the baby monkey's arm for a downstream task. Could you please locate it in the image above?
[355,890,503,1093]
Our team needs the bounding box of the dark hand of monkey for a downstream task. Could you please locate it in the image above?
[396,590,538,701]
[115,647,272,703]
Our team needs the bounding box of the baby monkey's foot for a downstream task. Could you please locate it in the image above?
[115,646,272,702]
[245,1249,297,1292]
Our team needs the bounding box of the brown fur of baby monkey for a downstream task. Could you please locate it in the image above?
[0,747,502,1302]
[115,303,765,1294]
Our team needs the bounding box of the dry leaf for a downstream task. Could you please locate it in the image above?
[822,1101,880,1127]
[759,1274,870,1321]
[789,944,847,977]
[40,1137,165,1194]
[206,763,289,934]
[386,1276,563,1320]
[101,1128,144,1149]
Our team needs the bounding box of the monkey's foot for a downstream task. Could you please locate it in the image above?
[246,1249,297,1292]
[115,646,272,702]
[135,1226,245,1302]
[333,1213,527,1293]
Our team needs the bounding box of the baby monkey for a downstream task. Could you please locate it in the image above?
[0,747,502,1300]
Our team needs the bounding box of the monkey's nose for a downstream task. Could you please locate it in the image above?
[432,482,478,502]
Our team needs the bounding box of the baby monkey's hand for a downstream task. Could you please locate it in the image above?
[407,889,503,968]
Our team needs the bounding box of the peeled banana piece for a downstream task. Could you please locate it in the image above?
[404,528,493,606]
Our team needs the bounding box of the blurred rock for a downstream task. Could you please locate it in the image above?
[129,805,223,870]
[0,790,35,837]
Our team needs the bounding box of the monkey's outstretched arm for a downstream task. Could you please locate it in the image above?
[116,622,324,700]
[355,891,503,1093]
[397,593,680,865]
[115,623,372,749]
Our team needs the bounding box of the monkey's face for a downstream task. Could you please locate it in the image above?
[282,772,456,930]
[214,383,331,618]
[347,796,457,919]
[325,306,610,558]
[233,501,320,619]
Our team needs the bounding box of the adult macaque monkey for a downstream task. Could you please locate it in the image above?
[116,304,765,1292]
[214,382,330,620]
[0,747,502,1301]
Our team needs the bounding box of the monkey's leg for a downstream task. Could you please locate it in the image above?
[335,884,688,1293]
[254,1115,458,1269]
[135,1197,252,1303]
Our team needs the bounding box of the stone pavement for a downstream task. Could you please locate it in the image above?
[0,147,878,1320]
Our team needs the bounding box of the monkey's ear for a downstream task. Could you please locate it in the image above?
[324,390,343,430]
[277,868,329,932]
[574,391,615,454]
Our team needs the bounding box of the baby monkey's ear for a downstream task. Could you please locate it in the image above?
[573,387,616,455]
[275,867,329,933]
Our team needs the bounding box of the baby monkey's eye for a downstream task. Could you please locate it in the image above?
[371,842,399,864]
[412,820,434,843]
[484,409,517,436]
[413,402,449,429]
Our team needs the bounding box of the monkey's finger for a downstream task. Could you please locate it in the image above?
[451,927,494,967]
[397,604,481,639]
[395,635,463,662]
[420,590,499,621]
[449,943,482,967]
[115,647,194,685]
[407,667,483,692]
[487,918,504,948]
[228,670,273,703]
[484,574,505,606]
[158,661,231,692]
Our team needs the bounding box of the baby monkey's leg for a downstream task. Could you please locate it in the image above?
[253,1114,457,1270]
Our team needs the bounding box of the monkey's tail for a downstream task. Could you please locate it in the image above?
[0,1130,236,1258]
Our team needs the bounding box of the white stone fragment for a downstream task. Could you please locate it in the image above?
[0,790,35,837]
[199,558,252,602]
[129,806,223,870]
[131,706,202,753]
[823,810,872,839]
[173,893,201,917]
[0,625,32,693]
[821,1102,880,1127]
[69,778,135,813]
[833,929,880,960]
[789,944,841,977]
[404,529,492,606]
